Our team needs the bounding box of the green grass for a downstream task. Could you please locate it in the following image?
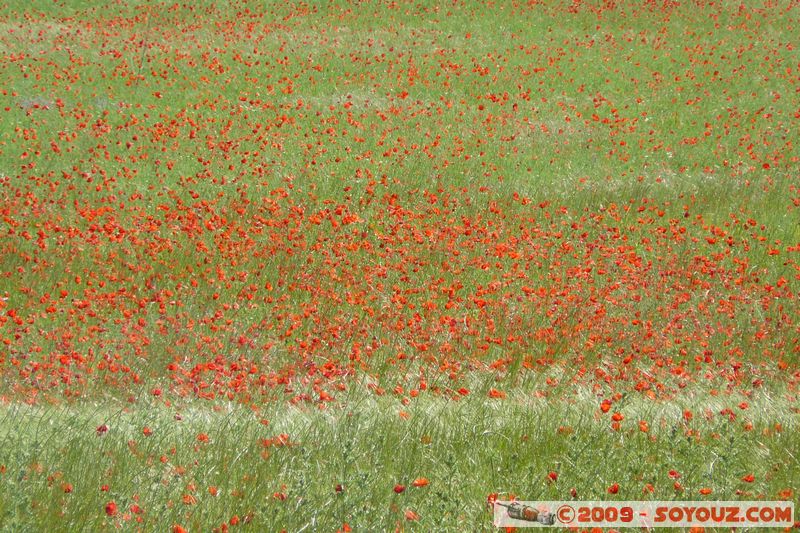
[1,382,797,532]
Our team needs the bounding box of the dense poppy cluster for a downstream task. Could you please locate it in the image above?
[0,1,797,412]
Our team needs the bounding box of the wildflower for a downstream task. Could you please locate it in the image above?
[105,501,117,516]
[404,509,419,520]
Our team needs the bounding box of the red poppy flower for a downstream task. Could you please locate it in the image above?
[104,501,117,516]
[404,509,419,520]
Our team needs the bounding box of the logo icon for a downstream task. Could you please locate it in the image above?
[496,502,556,525]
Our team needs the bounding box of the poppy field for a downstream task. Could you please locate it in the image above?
[0,0,798,530]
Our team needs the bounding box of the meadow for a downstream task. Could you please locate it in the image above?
[0,0,798,531]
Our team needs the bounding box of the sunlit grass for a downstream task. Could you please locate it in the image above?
[1,382,797,531]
